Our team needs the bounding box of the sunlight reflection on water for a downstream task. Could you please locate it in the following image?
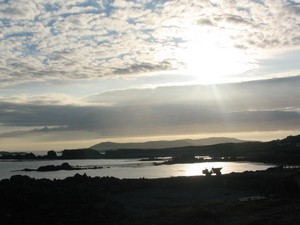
[0,159,275,180]
[183,162,272,176]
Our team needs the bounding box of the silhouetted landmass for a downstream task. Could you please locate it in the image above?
[0,148,102,160]
[61,148,102,159]
[1,135,300,165]
[47,150,57,159]
[0,167,299,225]
[19,162,104,172]
[103,135,300,164]
[0,151,24,155]
[2,136,299,225]
[0,152,36,160]
[91,137,245,151]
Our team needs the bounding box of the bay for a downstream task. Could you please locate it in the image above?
[0,159,275,180]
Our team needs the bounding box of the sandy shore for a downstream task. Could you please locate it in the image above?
[0,167,299,225]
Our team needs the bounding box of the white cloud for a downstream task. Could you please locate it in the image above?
[0,93,82,105]
[0,0,299,87]
[0,0,38,21]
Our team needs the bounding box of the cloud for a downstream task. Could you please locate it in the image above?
[0,0,38,21]
[0,0,299,86]
[112,61,174,75]
[0,93,82,106]
[285,4,300,16]
[197,18,216,27]
[0,102,299,139]
[224,15,254,27]
[1,76,300,140]
[84,75,300,109]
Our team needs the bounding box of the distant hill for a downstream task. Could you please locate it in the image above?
[90,137,245,152]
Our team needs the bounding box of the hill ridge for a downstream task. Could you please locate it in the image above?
[90,137,245,152]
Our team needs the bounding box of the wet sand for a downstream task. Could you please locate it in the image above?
[0,167,299,225]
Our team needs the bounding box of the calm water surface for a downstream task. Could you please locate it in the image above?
[0,159,275,180]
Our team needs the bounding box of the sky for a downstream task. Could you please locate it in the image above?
[0,0,300,151]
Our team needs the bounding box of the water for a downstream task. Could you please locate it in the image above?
[0,159,275,180]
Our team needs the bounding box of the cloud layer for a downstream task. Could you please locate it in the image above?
[1,0,300,86]
[1,76,300,141]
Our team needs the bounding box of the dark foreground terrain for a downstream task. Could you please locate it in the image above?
[1,167,300,225]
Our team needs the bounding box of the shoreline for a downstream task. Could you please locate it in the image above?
[1,160,276,181]
[1,167,300,225]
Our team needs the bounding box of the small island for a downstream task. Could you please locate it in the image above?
[18,162,103,172]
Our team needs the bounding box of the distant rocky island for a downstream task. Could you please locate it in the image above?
[18,162,104,172]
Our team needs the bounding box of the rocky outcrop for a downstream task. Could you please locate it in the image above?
[20,162,103,172]
[61,149,102,159]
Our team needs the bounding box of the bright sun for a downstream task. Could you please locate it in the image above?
[176,29,254,84]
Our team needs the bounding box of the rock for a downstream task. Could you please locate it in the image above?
[37,162,72,172]
[47,150,57,159]
[10,175,32,185]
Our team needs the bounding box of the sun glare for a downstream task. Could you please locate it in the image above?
[184,162,226,176]
[176,30,254,84]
